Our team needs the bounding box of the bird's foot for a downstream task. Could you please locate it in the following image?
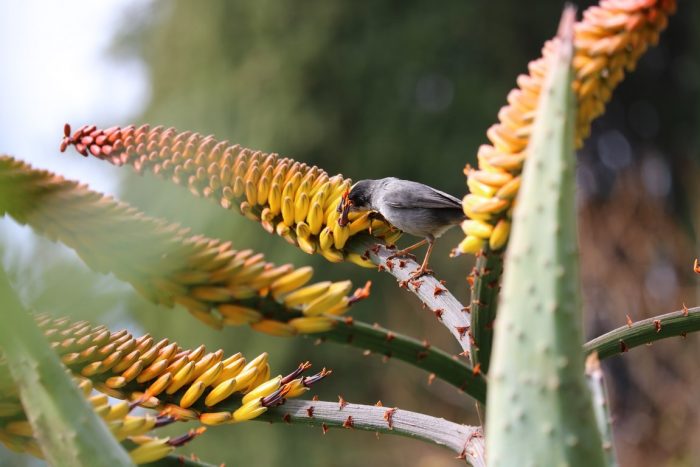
[409,266,434,280]
[387,249,417,262]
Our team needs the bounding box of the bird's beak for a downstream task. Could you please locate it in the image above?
[337,189,350,213]
[338,200,352,227]
[336,197,345,213]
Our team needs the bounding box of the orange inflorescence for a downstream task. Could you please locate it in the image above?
[0,316,329,463]
[456,0,676,255]
[0,315,328,419]
[0,375,204,463]
[59,124,400,265]
[0,156,370,334]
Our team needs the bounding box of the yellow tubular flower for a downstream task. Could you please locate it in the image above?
[0,377,207,465]
[0,156,371,334]
[59,124,399,263]
[455,0,676,255]
[128,438,175,464]
[0,314,330,446]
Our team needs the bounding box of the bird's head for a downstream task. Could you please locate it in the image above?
[337,179,378,226]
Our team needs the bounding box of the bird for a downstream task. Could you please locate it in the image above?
[338,177,464,278]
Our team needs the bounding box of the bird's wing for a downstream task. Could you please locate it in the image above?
[380,179,462,210]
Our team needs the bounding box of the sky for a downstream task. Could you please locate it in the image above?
[0,4,151,461]
[0,0,150,267]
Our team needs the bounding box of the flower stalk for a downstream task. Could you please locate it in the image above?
[466,251,503,374]
[261,399,486,466]
[584,305,700,358]
[348,236,474,356]
[319,316,486,403]
[585,353,619,467]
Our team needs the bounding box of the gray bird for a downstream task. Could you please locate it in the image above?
[339,177,465,278]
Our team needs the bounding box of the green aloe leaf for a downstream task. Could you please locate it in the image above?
[0,268,133,467]
[486,8,606,466]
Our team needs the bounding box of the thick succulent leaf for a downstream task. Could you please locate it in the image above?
[0,269,133,466]
[486,9,606,466]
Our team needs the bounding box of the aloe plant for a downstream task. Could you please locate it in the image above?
[485,8,606,465]
[1,1,694,466]
[487,10,603,466]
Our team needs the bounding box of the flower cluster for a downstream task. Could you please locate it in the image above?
[0,376,205,464]
[60,124,401,264]
[0,314,329,463]
[455,0,676,255]
[39,314,328,416]
[0,156,370,334]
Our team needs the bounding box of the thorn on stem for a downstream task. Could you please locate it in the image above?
[343,416,354,429]
[619,340,629,353]
[384,408,396,429]
[472,363,481,376]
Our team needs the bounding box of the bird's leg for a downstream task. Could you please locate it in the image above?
[409,238,435,279]
[386,238,427,262]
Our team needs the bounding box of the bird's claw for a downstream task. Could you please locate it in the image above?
[409,267,433,280]
[387,250,417,262]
